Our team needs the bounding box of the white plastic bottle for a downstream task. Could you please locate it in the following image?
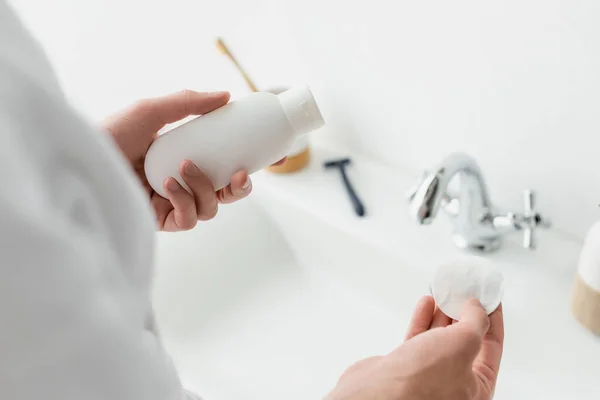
[144,85,325,197]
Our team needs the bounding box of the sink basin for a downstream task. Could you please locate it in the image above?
[153,199,429,400]
[153,147,600,400]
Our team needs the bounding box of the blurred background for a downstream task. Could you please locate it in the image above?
[9,0,600,242]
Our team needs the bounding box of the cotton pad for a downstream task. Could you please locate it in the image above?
[431,256,504,320]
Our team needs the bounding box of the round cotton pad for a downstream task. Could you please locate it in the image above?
[431,256,504,320]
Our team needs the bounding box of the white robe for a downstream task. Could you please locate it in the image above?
[0,1,199,399]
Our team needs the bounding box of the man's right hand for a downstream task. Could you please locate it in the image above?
[325,296,504,400]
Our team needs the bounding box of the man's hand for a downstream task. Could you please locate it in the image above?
[325,296,504,400]
[102,89,285,231]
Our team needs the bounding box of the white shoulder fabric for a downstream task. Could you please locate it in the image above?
[0,1,202,399]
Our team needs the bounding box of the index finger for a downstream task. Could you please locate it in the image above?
[487,303,504,344]
[404,295,435,341]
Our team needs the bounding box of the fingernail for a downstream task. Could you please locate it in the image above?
[242,177,251,191]
[184,161,201,176]
[166,178,180,191]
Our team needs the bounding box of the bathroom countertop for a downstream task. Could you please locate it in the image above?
[253,144,583,279]
[252,143,600,399]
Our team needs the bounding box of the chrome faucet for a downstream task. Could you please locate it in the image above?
[407,152,549,252]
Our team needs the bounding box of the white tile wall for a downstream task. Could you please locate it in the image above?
[10,0,600,241]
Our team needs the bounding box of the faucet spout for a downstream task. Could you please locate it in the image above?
[407,152,549,252]
[408,152,492,224]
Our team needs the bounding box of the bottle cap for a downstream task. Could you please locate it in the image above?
[277,85,325,136]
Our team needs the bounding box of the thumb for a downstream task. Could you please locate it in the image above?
[459,298,491,338]
[150,90,230,126]
[127,90,230,132]
[451,299,490,359]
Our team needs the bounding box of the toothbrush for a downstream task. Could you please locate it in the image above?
[215,37,260,93]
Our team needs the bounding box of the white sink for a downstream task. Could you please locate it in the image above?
[153,146,600,400]
[153,199,428,400]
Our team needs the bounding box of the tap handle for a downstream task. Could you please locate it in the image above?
[521,190,550,249]
[523,225,535,249]
[523,189,534,215]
